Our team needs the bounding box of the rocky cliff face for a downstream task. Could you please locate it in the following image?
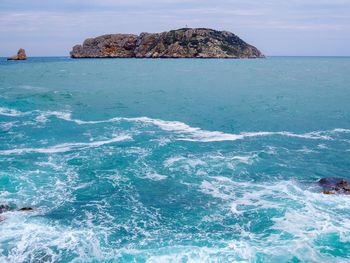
[7,48,27,60]
[71,28,264,59]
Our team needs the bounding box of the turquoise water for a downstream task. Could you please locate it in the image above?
[0,57,350,262]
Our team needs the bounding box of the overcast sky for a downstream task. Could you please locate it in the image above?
[1,0,350,56]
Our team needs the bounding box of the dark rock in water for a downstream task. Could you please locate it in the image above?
[319,178,350,195]
[0,205,34,222]
[18,207,34,212]
[0,205,34,213]
[7,48,27,61]
[0,205,12,213]
[70,28,264,59]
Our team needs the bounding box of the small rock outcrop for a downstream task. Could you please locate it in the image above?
[319,178,350,195]
[18,207,34,211]
[0,205,34,214]
[7,48,27,60]
[70,28,264,59]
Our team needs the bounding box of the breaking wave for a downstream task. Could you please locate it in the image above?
[1,107,347,142]
[0,135,131,155]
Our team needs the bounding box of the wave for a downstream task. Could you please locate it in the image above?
[0,135,131,155]
[64,115,336,142]
[34,110,72,123]
[0,216,103,263]
[0,107,348,142]
[199,177,350,261]
[0,107,27,117]
[55,114,341,142]
[127,117,336,142]
[333,128,350,133]
[0,107,72,121]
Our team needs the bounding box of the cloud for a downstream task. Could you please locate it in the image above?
[0,0,349,56]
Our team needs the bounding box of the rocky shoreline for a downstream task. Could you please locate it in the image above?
[319,178,350,195]
[70,28,264,59]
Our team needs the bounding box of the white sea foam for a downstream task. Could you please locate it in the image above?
[0,107,73,124]
[198,176,350,261]
[1,139,348,262]
[231,155,254,164]
[0,216,104,263]
[144,244,254,263]
[0,121,16,130]
[1,107,347,142]
[124,117,335,142]
[317,144,328,149]
[144,172,168,181]
[0,135,131,155]
[0,107,26,117]
[31,111,338,142]
[201,180,234,201]
[34,110,72,123]
[163,156,186,167]
[332,128,350,133]
[163,153,256,175]
[127,118,337,142]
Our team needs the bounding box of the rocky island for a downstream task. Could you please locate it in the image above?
[7,48,27,60]
[70,28,264,59]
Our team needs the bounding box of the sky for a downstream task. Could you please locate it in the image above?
[1,0,350,56]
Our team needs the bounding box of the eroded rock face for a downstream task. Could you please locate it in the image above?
[319,178,350,195]
[7,48,27,60]
[71,28,264,59]
[71,34,138,58]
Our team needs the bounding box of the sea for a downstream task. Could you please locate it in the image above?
[0,57,349,262]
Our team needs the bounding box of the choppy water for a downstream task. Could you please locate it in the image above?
[0,57,350,262]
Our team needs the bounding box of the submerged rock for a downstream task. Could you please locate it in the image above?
[319,178,350,195]
[70,28,264,59]
[0,205,34,222]
[7,48,27,60]
[0,205,34,214]
[18,207,34,212]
